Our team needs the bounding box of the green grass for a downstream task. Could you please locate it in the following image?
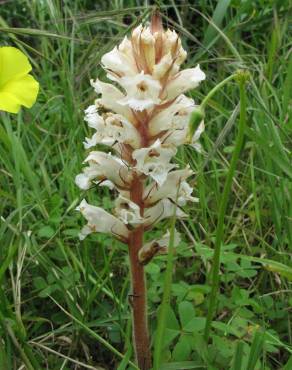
[0,0,291,369]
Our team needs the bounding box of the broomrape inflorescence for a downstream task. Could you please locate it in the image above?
[75,14,205,370]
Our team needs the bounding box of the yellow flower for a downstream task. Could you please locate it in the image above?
[0,46,39,114]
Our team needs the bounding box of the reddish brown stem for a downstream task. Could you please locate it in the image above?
[128,176,151,369]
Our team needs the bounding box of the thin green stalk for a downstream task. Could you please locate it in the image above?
[153,205,177,369]
[200,73,237,110]
[204,72,248,341]
[187,74,238,141]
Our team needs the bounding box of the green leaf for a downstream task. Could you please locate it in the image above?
[38,225,55,239]
[212,321,241,337]
[160,361,205,369]
[178,301,196,328]
[162,329,180,349]
[145,262,160,275]
[184,317,206,333]
[172,335,192,361]
[33,277,47,290]
[39,284,58,298]
[164,306,180,331]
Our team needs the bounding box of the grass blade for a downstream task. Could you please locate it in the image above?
[246,330,265,370]
[204,72,248,341]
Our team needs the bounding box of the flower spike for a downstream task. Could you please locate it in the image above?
[75,15,205,369]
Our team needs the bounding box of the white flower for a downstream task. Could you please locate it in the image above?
[138,229,181,264]
[83,133,102,149]
[84,113,141,149]
[144,198,187,228]
[103,114,141,148]
[75,151,133,190]
[162,29,179,57]
[155,229,181,248]
[144,168,196,205]
[75,173,92,190]
[149,94,195,136]
[152,52,173,79]
[160,29,187,75]
[101,40,137,79]
[162,121,204,147]
[177,181,199,206]
[131,25,155,73]
[132,139,177,186]
[118,72,161,111]
[83,105,106,149]
[140,27,156,73]
[84,105,104,129]
[114,195,143,226]
[76,199,129,240]
[91,78,133,120]
[163,65,206,101]
[149,95,205,146]
[130,24,186,79]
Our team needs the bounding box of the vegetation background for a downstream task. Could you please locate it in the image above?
[0,0,291,369]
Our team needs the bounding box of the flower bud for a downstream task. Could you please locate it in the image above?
[186,106,205,143]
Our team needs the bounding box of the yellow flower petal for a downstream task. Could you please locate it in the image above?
[0,91,21,113]
[0,46,32,87]
[0,47,39,113]
[1,74,39,112]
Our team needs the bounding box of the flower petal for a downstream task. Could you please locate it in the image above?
[91,78,132,120]
[114,195,143,226]
[76,199,129,240]
[138,229,181,265]
[103,113,141,148]
[117,72,161,111]
[132,139,177,186]
[144,168,194,205]
[144,198,187,227]
[75,173,92,190]
[0,91,21,113]
[149,94,195,136]
[75,151,133,190]
[0,74,39,112]
[0,47,32,86]
[101,42,137,78]
[155,229,181,248]
[84,104,104,129]
[152,52,173,79]
[164,65,206,101]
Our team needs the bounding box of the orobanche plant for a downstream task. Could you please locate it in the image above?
[75,13,205,369]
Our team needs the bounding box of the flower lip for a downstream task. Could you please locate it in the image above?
[132,139,177,186]
[76,199,129,241]
[115,195,143,226]
[118,71,161,111]
[163,65,206,101]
